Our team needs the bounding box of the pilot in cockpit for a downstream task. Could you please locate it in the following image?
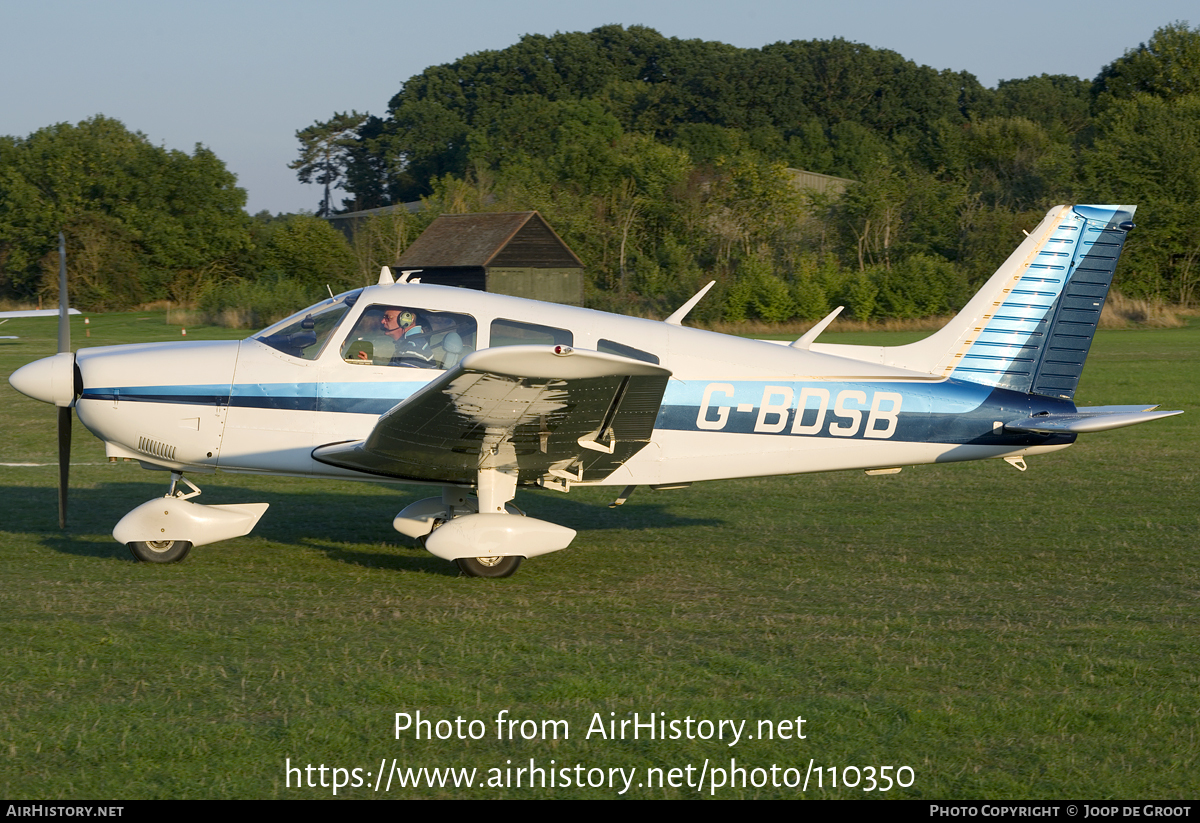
[344,307,435,367]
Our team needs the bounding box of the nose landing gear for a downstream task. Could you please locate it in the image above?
[114,472,269,563]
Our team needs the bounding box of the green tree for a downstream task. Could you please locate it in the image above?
[347,208,423,283]
[0,115,248,308]
[871,253,968,318]
[1084,92,1200,303]
[201,214,358,328]
[992,74,1092,139]
[724,251,796,322]
[952,116,1069,209]
[760,38,973,140]
[329,27,987,209]
[700,154,805,263]
[295,24,1200,319]
[290,111,368,216]
[382,100,470,202]
[1086,22,1200,303]
[256,213,357,292]
[1093,21,1200,108]
[789,254,833,321]
[470,97,623,190]
[818,149,970,301]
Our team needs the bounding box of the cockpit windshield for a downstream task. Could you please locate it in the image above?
[251,288,363,360]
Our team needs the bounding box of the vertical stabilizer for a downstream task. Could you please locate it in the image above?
[949,204,1136,399]
[815,205,1136,400]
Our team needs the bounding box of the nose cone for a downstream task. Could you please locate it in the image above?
[9,352,77,407]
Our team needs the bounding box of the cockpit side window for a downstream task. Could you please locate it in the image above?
[597,339,660,364]
[341,305,477,370]
[252,289,362,360]
[490,318,573,348]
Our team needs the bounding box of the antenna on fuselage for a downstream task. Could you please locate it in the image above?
[378,266,395,285]
[791,305,845,349]
[663,281,715,326]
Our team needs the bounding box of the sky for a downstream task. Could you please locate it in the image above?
[3,0,1194,215]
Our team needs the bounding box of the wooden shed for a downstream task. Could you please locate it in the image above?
[395,211,585,306]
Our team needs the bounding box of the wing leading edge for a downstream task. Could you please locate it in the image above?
[312,345,671,487]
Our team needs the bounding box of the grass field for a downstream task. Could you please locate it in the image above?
[1,311,1196,799]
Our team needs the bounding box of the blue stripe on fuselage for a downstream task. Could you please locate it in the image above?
[656,378,1076,446]
[80,381,424,415]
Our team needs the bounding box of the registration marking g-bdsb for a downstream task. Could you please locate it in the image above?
[696,383,904,439]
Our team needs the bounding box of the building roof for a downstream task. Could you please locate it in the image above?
[395,211,583,269]
[785,168,857,196]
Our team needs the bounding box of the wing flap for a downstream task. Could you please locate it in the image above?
[313,346,671,485]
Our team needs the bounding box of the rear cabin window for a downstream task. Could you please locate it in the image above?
[597,339,660,365]
[489,319,572,348]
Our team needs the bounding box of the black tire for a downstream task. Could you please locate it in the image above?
[128,540,192,563]
[455,555,523,578]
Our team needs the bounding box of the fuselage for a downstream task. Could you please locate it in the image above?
[70,283,1076,488]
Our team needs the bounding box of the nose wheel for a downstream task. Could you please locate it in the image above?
[128,540,193,563]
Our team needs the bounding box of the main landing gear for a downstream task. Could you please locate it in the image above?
[454,554,523,579]
[392,470,576,578]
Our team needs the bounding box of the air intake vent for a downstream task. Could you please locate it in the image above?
[137,436,177,461]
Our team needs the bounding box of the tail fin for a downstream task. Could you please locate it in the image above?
[819,205,1136,400]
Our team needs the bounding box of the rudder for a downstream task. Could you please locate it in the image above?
[1019,206,1135,398]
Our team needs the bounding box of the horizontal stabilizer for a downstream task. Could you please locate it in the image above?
[1006,405,1182,434]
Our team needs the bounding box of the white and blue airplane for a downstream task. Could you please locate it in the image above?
[0,309,82,338]
[1,236,82,338]
[8,204,1182,576]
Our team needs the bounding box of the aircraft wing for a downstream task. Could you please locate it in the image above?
[0,309,81,318]
[0,309,82,337]
[1006,405,1183,434]
[312,345,671,486]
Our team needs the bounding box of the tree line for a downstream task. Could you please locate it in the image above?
[295,22,1200,319]
[0,116,358,322]
[2,23,1197,324]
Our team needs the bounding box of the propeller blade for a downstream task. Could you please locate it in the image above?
[57,231,72,528]
[58,405,71,529]
[58,232,70,354]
